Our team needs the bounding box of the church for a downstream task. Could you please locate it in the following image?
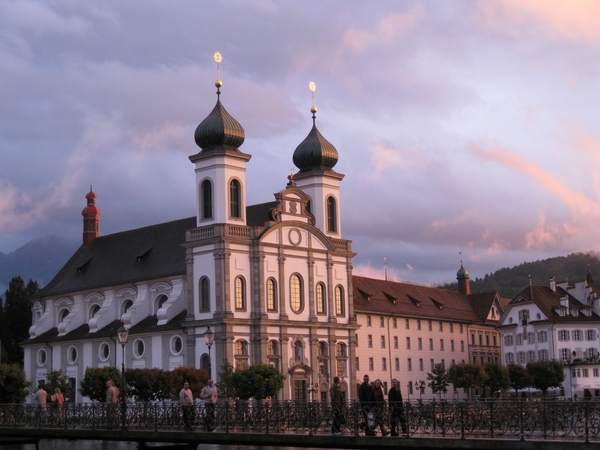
[23,75,358,402]
[22,72,505,403]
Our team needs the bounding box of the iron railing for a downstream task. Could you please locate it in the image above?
[1,399,600,442]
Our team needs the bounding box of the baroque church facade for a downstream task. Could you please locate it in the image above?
[23,80,358,402]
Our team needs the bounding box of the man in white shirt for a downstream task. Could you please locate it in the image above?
[179,381,195,431]
[200,379,218,431]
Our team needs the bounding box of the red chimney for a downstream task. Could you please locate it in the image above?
[82,185,101,246]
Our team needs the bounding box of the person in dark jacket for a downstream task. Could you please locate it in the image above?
[330,376,344,434]
[388,378,407,435]
[358,374,374,436]
[368,379,389,436]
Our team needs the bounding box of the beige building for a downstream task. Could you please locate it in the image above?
[352,266,506,400]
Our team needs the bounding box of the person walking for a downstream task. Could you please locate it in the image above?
[368,379,389,436]
[358,374,374,436]
[388,378,407,436]
[329,376,344,435]
[51,388,65,424]
[179,381,195,431]
[105,379,119,428]
[200,379,218,431]
[34,384,47,426]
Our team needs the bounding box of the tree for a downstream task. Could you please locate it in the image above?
[448,363,488,399]
[427,363,449,400]
[79,366,122,402]
[217,361,285,399]
[527,360,565,396]
[0,276,39,364]
[484,363,510,397]
[508,364,533,396]
[39,370,73,402]
[126,368,174,401]
[0,363,30,403]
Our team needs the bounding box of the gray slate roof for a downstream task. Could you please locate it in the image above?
[33,217,196,299]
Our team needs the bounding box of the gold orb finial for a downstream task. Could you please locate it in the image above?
[309,81,317,117]
[214,51,222,89]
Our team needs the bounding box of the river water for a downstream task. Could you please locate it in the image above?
[4,441,342,450]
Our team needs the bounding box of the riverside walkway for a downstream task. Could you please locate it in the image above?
[1,399,599,449]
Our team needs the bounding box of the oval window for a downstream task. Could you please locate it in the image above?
[133,339,145,358]
[67,346,78,364]
[171,336,183,355]
[37,349,47,366]
[99,342,110,361]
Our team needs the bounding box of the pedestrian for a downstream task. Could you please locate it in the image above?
[51,388,65,424]
[105,379,119,428]
[200,379,218,431]
[388,378,407,436]
[329,376,344,435]
[368,379,389,436]
[179,381,195,431]
[358,374,374,436]
[34,383,47,426]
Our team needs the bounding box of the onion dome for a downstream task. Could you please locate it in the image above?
[194,86,245,152]
[457,261,469,279]
[82,186,100,216]
[293,108,338,173]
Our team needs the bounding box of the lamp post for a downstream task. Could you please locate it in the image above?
[117,323,129,431]
[204,325,214,379]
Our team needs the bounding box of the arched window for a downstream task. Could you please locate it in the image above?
[121,299,133,317]
[200,353,210,371]
[235,340,248,356]
[266,278,277,311]
[316,282,326,314]
[156,295,168,314]
[199,277,210,312]
[229,179,241,218]
[201,179,213,219]
[290,274,303,313]
[336,342,347,357]
[335,285,345,316]
[89,304,100,320]
[267,340,279,356]
[235,276,246,310]
[318,341,328,357]
[58,308,70,324]
[326,196,337,233]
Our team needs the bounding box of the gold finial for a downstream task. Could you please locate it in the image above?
[214,52,223,88]
[309,81,317,114]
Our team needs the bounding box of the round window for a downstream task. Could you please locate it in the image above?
[133,339,145,358]
[37,349,47,366]
[171,336,183,355]
[67,346,78,364]
[99,342,110,362]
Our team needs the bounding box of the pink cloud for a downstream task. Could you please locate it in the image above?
[476,0,600,46]
[470,142,595,216]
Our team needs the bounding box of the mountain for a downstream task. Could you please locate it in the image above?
[438,251,600,299]
[0,236,79,297]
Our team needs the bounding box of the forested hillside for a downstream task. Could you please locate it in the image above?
[439,252,600,299]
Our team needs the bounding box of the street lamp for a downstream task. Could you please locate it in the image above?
[204,325,214,379]
[117,323,129,431]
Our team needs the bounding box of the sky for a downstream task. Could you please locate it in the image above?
[1,0,599,286]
